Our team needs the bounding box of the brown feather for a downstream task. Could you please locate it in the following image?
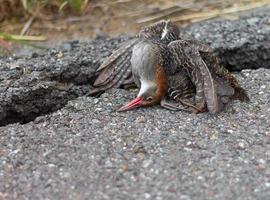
[200,51,249,102]
[94,49,130,86]
[96,39,138,72]
[196,56,219,114]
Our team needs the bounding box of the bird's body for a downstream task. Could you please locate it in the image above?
[93,20,249,113]
[130,40,169,107]
[131,40,159,89]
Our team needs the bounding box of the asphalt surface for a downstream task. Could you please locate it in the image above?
[0,36,130,126]
[1,7,270,126]
[181,6,270,71]
[1,7,270,200]
[1,68,269,200]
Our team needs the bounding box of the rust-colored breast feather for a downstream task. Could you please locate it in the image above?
[155,65,168,100]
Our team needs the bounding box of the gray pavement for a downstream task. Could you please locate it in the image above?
[1,6,270,200]
[1,68,269,200]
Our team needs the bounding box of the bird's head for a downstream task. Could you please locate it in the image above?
[138,20,179,44]
[117,84,159,111]
[160,20,179,44]
[118,68,168,112]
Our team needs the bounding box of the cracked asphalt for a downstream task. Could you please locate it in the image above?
[0,68,269,200]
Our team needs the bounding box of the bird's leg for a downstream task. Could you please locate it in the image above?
[160,98,191,112]
[177,98,205,113]
[86,88,104,97]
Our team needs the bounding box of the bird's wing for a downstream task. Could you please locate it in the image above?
[185,39,249,102]
[200,51,250,102]
[168,40,220,113]
[182,39,214,53]
[93,38,139,91]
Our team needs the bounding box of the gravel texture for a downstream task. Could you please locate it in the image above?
[0,7,270,200]
[182,6,270,71]
[0,36,130,125]
[0,68,269,200]
[0,7,270,126]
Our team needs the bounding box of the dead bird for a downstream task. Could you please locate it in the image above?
[93,20,249,114]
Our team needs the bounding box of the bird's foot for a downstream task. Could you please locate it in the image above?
[178,99,206,114]
[85,88,103,97]
[160,99,191,112]
[193,102,206,113]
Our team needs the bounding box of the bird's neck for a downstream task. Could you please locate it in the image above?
[141,66,167,107]
[155,65,168,101]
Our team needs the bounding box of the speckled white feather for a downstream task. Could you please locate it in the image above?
[161,21,169,40]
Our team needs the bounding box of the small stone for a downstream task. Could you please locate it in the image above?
[95,107,103,111]
[209,133,218,140]
[105,159,113,168]
[258,159,266,165]
[136,152,145,160]
[93,99,99,104]
[227,129,233,134]
[142,159,151,168]
[135,116,146,123]
[238,142,245,149]
[197,176,204,180]
[144,193,151,199]
[56,52,63,58]
[265,182,270,188]
[47,163,56,168]
[92,119,100,123]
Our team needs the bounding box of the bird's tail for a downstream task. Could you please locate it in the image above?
[232,87,250,102]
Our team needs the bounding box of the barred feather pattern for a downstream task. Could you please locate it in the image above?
[185,39,249,102]
[168,41,206,106]
[93,40,136,89]
[94,49,132,87]
[96,39,139,72]
[168,40,220,113]
[200,51,250,102]
[191,51,219,114]
[167,73,195,100]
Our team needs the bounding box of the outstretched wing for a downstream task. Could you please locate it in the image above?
[199,51,250,102]
[168,40,219,114]
[93,39,139,91]
[185,39,249,102]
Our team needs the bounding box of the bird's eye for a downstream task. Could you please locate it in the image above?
[146,96,153,101]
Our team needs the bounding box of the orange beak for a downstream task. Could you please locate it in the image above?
[117,97,143,112]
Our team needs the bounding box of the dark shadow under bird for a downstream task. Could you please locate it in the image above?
[93,20,249,114]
